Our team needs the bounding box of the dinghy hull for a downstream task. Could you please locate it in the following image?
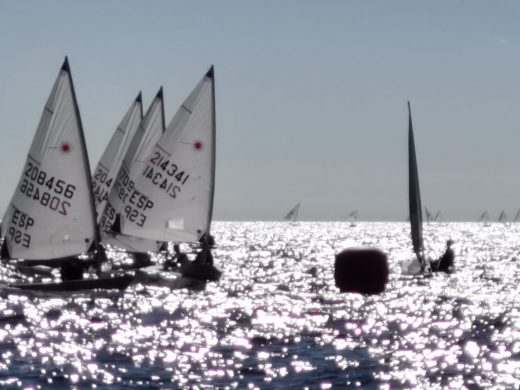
[10,274,133,292]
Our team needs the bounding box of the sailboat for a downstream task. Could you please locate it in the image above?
[434,210,442,222]
[100,87,167,254]
[284,203,301,222]
[347,210,358,227]
[108,67,219,281]
[405,101,428,274]
[498,210,508,224]
[478,211,490,226]
[0,58,132,291]
[425,207,433,223]
[92,92,143,223]
[514,209,520,223]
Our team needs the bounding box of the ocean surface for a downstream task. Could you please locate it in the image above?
[0,221,519,389]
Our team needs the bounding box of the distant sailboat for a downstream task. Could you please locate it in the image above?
[478,211,490,227]
[347,210,358,226]
[498,210,507,224]
[407,101,427,273]
[434,210,442,222]
[0,57,131,290]
[514,209,520,223]
[425,207,433,223]
[284,203,301,222]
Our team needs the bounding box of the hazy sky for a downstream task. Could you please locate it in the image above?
[1,1,520,221]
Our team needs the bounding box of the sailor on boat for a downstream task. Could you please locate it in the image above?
[194,239,214,266]
[164,244,188,269]
[431,240,454,272]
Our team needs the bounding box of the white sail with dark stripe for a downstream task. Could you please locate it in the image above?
[92,93,143,223]
[113,67,216,243]
[1,58,98,260]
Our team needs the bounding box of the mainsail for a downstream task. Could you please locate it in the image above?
[498,210,507,224]
[111,67,216,243]
[284,203,301,222]
[1,58,98,260]
[408,101,425,269]
[101,88,166,251]
[92,93,143,223]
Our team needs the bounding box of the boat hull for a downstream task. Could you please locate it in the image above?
[181,263,222,281]
[10,275,133,291]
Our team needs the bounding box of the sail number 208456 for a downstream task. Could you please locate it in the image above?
[20,162,76,216]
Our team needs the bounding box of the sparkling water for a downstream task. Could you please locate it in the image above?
[0,221,519,389]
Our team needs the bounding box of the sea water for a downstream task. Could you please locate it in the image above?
[0,221,519,389]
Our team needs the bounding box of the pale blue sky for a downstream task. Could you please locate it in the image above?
[1,1,520,221]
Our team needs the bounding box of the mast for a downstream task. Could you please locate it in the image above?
[159,87,166,134]
[408,101,424,269]
[206,66,216,237]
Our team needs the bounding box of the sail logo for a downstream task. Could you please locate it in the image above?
[61,142,71,153]
[193,140,203,151]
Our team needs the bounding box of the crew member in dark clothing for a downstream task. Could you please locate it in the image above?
[199,233,215,248]
[194,238,214,266]
[193,247,213,265]
[432,240,454,272]
[164,244,189,269]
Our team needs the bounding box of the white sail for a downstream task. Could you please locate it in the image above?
[284,203,300,222]
[101,88,166,251]
[1,58,98,260]
[92,93,143,223]
[113,67,216,243]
